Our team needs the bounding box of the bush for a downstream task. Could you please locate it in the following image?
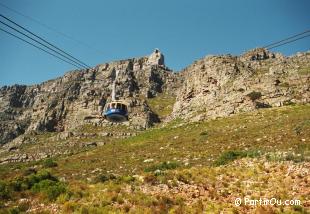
[8,207,20,214]
[245,150,261,158]
[247,91,262,101]
[292,205,304,212]
[0,181,10,199]
[214,150,261,166]
[93,173,117,183]
[26,170,57,188]
[285,153,305,163]
[199,131,208,136]
[31,179,67,201]
[2,170,67,202]
[9,178,24,192]
[119,175,135,183]
[214,151,245,166]
[144,161,179,172]
[23,168,37,176]
[43,159,58,168]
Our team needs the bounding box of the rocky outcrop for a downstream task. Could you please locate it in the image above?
[147,48,165,66]
[172,49,310,121]
[0,48,309,145]
[0,49,181,145]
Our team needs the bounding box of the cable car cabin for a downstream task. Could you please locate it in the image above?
[103,101,128,122]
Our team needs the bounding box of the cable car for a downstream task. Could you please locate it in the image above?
[103,101,128,122]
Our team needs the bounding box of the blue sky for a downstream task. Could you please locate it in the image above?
[0,0,309,86]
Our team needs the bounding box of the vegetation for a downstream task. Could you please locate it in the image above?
[298,66,310,75]
[283,100,296,106]
[144,161,180,172]
[42,158,58,168]
[147,93,175,119]
[93,173,117,183]
[246,91,262,101]
[0,170,67,203]
[0,181,10,199]
[279,82,290,87]
[0,104,309,212]
[214,150,261,166]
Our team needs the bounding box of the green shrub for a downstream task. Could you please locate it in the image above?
[43,159,58,168]
[31,179,66,201]
[244,150,261,158]
[9,179,23,192]
[246,91,262,101]
[214,151,245,166]
[93,173,116,183]
[26,170,57,188]
[144,161,179,172]
[199,131,208,136]
[0,181,10,199]
[23,168,37,176]
[119,175,135,183]
[292,205,304,212]
[8,207,20,214]
[284,152,305,163]
[3,170,67,202]
[214,150,261,166]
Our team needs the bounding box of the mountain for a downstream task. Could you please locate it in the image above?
[0,48,309,213]
[172,48,309,120]
[0,49,182,146]
[1,48,309,147]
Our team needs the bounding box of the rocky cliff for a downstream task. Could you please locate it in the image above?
[172,48,310,121]
[0,48,309,146]
[0,49,182,145]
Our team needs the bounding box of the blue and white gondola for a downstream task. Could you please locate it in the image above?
[103,101,128,122]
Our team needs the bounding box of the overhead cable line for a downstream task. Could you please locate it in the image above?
[0,19,87,69]
[266,34,310,50]
[0,14,91,69]
[263,29,310,49]
[0,2,105,56]
[0,27,82,69]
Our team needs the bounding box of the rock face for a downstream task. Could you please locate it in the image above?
[0,48,309,145]
[172,49,310,121]
[0,49,181,145]
[147,48,165,66]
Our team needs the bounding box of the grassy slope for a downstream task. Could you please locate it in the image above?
[53,104,309,180]
[146,93,175,120]
[0,104,309,213]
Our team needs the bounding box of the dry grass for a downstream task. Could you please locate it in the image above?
[0,104,309,213]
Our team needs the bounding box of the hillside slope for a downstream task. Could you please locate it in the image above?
[0,49,309,148]
[0,104,309,213]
